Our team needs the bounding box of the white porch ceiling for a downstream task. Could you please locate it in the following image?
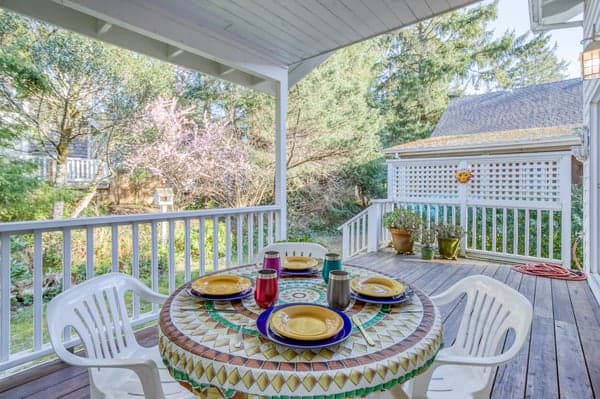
[0,0,478,94]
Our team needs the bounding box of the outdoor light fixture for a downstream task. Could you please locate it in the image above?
[581,25,600,79]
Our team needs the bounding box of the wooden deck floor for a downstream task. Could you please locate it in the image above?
[1,251,599,398]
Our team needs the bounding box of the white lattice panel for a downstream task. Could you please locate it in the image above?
[468,157,560,205]
[388,159,460,201]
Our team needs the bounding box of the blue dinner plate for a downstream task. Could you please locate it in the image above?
[256,303,352,349]
[350,288,413,305]
[189,287,253,301]
[281,268,320,277]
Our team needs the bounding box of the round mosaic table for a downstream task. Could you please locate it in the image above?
[158,264,443,399]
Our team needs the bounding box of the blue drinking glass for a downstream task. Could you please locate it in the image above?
[322,253,342,284]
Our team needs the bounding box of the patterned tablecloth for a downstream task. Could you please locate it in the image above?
[158,264,442,399]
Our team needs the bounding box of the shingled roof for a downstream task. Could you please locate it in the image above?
[385,79,583,157]
[432,78,582,137]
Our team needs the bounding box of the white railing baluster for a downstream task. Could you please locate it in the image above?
[248,214,254,263]
[199,217,206,275]
[502,209,507,254]
[342,224,350,259]
[0,233,10,361]
[361,215,367,250]
[86,227,94,279]
[225,216,231,268]
[513,209,519,255]
[525,209,530,256]
[151,221,158,312]
[536,210,542,258]
[62,229,72,291]
[184,218,191,282]
[236,215,243,266]
[132,223,140,319]
[491,208,497,252]
[62,228,72,341]
[268,211,274,245]
[111,225,119,273]
[33,231,43,351]
[549,210,554,259]
[168,220,175,293]
[471,207,477,249]
[212,216,219,271]
[481,207,487,251]
[257,212,264,253]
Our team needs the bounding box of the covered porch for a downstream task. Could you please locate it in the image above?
[0,0,599,397]
[0,251,598,398]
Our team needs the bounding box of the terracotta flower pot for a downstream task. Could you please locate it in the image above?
[389,228,413,254]
[421,246,435,260]
[438,238,459,260]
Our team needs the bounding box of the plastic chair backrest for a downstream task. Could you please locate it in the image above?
[255,242,328,264]
[47,273,141,363]
[436,274,533,361]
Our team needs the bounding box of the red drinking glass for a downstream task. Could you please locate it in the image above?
[254,269,279,308]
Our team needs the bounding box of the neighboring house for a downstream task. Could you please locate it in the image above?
[384,79,584,183]
[9,135,109,188]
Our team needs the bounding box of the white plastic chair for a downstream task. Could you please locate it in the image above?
[255,242,328,264]
[46,272,194,399]
[404,275,533,399]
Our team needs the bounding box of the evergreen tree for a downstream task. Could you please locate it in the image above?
[371,3,568,148]
[493,32,568,89]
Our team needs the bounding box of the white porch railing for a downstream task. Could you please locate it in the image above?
[341,152,572,266]
[33,156,109,184]
[0,205,281,372]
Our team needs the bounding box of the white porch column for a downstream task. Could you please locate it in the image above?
[275,78,288,241]
[586,99,600,300]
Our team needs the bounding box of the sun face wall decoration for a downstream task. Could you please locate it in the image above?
[456,169,473,184]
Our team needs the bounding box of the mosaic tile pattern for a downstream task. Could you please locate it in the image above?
[159,265,442,398]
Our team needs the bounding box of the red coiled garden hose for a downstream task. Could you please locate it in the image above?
[512,236,587,281]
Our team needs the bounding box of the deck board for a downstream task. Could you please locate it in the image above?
[0,250,598,399]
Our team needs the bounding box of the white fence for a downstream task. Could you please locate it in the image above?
[341,152,572,266]
[0,205,281,371]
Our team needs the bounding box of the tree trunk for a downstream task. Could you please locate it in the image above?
[70,185,97,218]
[52,143,69,219]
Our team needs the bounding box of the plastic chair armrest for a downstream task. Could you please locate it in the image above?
[430,289,459,306]
[131,279,168,304]
[435,351,510,367]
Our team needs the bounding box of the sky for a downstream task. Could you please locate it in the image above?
[492,0,583,78]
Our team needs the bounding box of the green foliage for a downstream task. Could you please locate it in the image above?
[0,158,76,221]
[419,228,437,248]
[435,223,466,240]
[340,158,387,207]
[371,3,568,148]
[383,208,421,231]
[492,32,568,89]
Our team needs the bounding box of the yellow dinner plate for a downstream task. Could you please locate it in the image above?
[191,275,251,296]
[350,276,405,298]
[282,256,319,271]
[269,305,343,341]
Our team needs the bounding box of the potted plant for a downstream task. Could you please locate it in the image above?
[419,228,436,260]
[383,208,421,254]
[435,223,465,260]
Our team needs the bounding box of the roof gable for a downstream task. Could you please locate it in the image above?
[432,79,583,137]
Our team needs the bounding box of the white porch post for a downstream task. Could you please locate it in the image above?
[275,78,288,241]
[586,99,600,299]
[559,154,572,268]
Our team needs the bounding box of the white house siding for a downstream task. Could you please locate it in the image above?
[583,0,600,302]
